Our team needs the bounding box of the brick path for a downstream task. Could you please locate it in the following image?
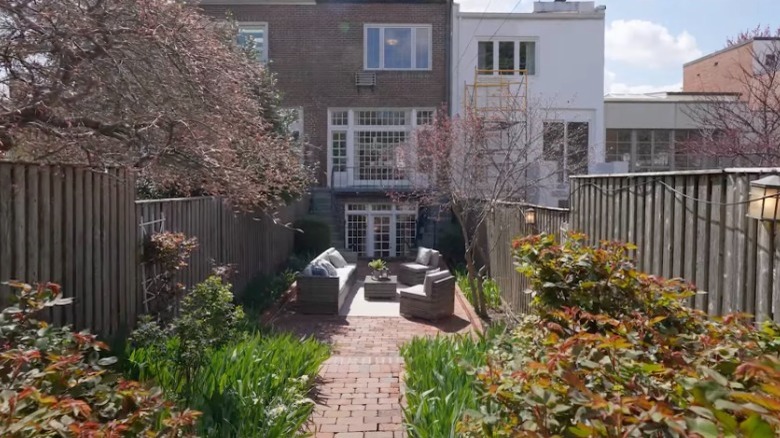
[272,310,474,437]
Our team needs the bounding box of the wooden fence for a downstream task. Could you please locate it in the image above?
[485,202,569,314]
[0,162,310,336]
[0,163,137,336]
[136,196,309,308]
[571,169,780,323]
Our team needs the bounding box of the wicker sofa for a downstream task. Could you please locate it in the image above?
[399,269,456,320]
[398,247,441,286]
[296,248,357,314]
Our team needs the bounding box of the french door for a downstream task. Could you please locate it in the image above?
[344,203,417,257]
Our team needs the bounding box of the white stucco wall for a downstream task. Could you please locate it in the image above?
[605,100,702,130]
[451,2,605,206]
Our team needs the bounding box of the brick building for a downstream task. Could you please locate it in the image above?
[198,0,453,258]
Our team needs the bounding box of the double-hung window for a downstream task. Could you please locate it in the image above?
[477,40,536,75]
[238,23,268,63]
[543,121,589,182]
[365,25,432,70]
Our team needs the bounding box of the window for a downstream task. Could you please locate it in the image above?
[606,129,632,162]
[477,40,536,75]
[331,111,348,126]
[355,131,407,180]
[543,121,589,182]
[357,110,406,126]
[416,110,434,126]
[237,23,268,63]
[332,132,347,171]
[635,129,671,171]
[765,53,779,70]
[365,25,431,70]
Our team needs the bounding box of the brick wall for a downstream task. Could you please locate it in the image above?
[683,42,753,96]
[198,1,451,186]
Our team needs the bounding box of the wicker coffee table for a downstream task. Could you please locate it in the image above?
[364,275,398,300]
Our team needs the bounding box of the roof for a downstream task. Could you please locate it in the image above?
[683,37,780,67]
[604,91,740,103]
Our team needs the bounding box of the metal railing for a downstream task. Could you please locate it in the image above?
[330,166,416,190]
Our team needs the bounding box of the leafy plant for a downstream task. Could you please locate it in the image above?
[130,331,328,437]
[400,328,503,438]
[142,231,199,319]
[456,270,501,309]
[0,281,197,437]
[460,233,780,437]
[369,259,388,271]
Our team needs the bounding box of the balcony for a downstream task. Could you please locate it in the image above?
[330,166,424,192]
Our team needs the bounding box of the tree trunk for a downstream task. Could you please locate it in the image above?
[453,204,487,317]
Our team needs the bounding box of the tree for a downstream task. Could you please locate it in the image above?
[683,31,780,166]
[726,24,780,47]
[0,0,311,209]
[396,98,590,316]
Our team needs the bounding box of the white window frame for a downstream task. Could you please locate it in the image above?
[238,22,269,63]
[542,119,590,182]
[364,24,433,71]
[327,108,435,186]
[343,203,418,258]
[477,38,538,76]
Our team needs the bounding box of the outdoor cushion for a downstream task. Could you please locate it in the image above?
[328,251,348,268]
[423,270,452,293]
[301,264,313,276]
[428,251,440,268]
[310,264,328,277]
[399,284,426,298]
[401,262,430,273]
[336,266,355,289]
[415,247,432,265]
[319,260,339,277]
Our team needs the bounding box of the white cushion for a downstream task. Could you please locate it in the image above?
[402,262,430,273]
[415,247,431,265]
[328,251,348,268]
[423,270,451,293]
[400,284,426,297]
[319,260,338,277]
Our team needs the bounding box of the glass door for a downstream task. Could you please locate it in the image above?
[371,215,392,258]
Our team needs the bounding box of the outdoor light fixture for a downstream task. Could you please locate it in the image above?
[524,207,536,225]
[748,175,780,221]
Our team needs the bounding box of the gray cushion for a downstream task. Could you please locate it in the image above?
[402,262,430,273]
[415,247,431,265]
[310,264,328,277]
[301,264,313,276]
[423,270,451,293]
[319,260,338,277]
[428,251,440,268]
[328,251,348,268]
[400,284,426,298]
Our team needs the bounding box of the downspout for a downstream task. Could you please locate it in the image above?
[446,0,453,115]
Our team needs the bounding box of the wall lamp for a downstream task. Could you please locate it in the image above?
[524,207,536,226]
[748,175,780,221]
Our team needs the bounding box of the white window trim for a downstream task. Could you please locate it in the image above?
[364,24,433,71]
[477,38,538,76]
[238,22,269,63]
[327,108,435,186]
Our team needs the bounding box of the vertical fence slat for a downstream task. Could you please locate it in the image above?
[0,165,12,304]
[708,176,724,316]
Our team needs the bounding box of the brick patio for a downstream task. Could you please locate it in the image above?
[270,263,477,438]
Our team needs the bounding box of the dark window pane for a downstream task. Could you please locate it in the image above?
[519,41,536,74]
[566,122,589,176]
[415,27,430,69]
[498,41,514,74]
[367,27,380,68]
[384,28,412,69]
[478,41,493,72]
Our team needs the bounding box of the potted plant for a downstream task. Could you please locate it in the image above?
[368,259,389,280]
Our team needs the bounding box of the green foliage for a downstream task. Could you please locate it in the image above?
[293,217,331,255]
[456,270,501,309]
[131,331,328,437]
[241,268,298,316]
[142,231,199,319]
[400,332,499,438]
[437,221,466,267]
[459,233,780,437]
[369,259,388,271]
[128,275,328,437]
[0,281,197,437]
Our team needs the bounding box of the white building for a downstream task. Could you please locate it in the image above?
[604,92,740,172]
[451,0,606,207]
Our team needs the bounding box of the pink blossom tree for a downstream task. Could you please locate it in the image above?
[0,0,311,209]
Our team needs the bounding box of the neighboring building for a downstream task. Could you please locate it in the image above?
[450,0,606,207]
[684,37,780,99]
[198,0,453,258]
[603,92,739,172]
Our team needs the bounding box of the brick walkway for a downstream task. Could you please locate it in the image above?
[272,308,474,437]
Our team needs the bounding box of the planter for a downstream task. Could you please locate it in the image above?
[372,268,391,281]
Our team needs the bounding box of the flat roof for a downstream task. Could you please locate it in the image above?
[604,91,740,103]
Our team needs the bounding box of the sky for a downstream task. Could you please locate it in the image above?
[458,0,780,94]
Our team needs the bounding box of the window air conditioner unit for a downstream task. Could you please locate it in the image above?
[355,72,376,87]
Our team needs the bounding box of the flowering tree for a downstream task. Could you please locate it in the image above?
[684,29,780,166]
[397,102,589,316]
[0,0,311,209]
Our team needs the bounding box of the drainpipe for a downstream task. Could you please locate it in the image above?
[446,0,453,115]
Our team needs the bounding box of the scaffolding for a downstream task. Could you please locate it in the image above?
[464,68,529,121]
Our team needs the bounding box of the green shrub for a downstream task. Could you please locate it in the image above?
[456,270,501,309]
[293,217,331,255]
[460,233,780,437]
[400,329,502,438]
[131,331,328,437]
[241,268,298,316]
[0,281,197,437]
[437,221,465,267]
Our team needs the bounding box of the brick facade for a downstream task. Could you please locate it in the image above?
[683,41,754,96]
[198,0,451,187]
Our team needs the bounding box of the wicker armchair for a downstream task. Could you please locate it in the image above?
[399,270,455,320]
[398,248,441,286]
